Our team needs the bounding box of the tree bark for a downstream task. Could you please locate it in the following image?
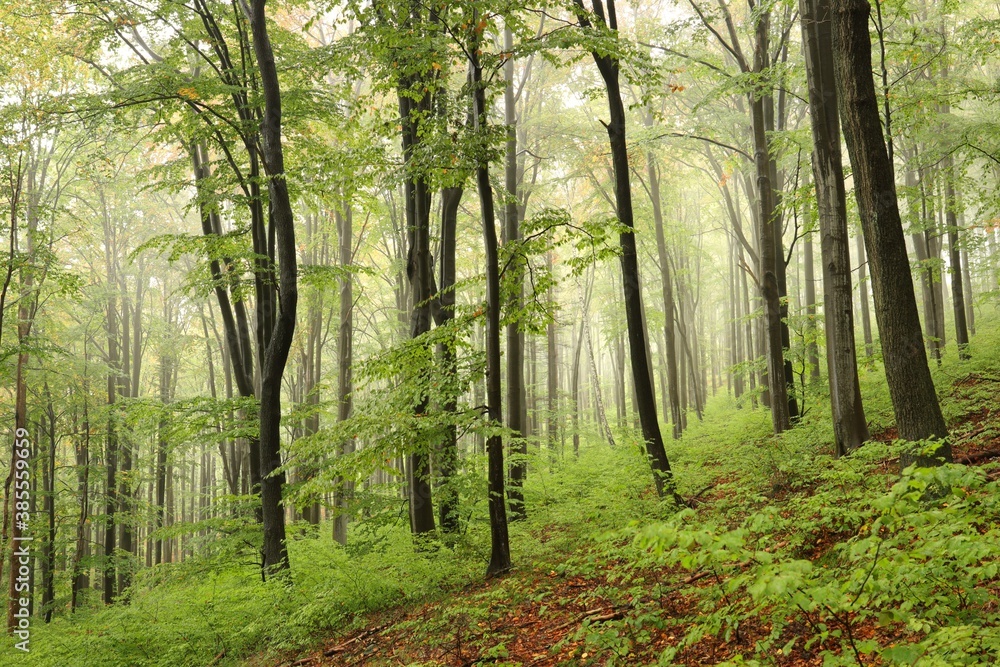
[334,202,355,544]
[397,41,436,538]
[41,382,56,622]
[546,252,559,460]
[646,146,682,438]
[504,23,526,520]
[751,9,791,434]
[800,0,870,455]
[803,226,820,382]
[249,0,296,573]
[472,35,511,576]
[942,156,969,359]
[960,242,974,336]
[71,350,91,611]
[436,186,462,534]
[832,0,949,465]
[575,0,677,499]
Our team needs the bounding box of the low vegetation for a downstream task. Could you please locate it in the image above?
[6,319,998,667]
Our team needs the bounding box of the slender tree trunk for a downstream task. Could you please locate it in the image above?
[646,147,682,438]
[575,0,677,499]
[504,23,526,520]
[397,63,436,539]
[942,156,969,358]
[103,334,118,604]
[472,35,511,576]
[728,235,743,400]
[961,242,975,336]
[71,355,91,611]
[832,0,949,465]
[334,202,356,544]
[905,166,938,357]
[751,10,791,434]
[800,0,870,455]
[249,0,296,572]
[436,187,462,534]
[546,252,559,460]
[570,277,592,458]
[40,383,56,622]
[740,247,759,409]
[190,143,260,521]
[613,327,625,428]
[6,176,37,626]
[803,227,820,382]
[918,167,945,363]
[584,304,615,447]
[155,340,171,565]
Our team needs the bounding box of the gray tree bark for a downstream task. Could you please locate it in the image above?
[832,0,949,465]
[574,0,678,499]
[800,0,870,455]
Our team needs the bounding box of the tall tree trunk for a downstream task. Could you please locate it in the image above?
[800,0,870,455]
[117,277,142,596]
[472,34,511,576]
[397,54,436,539]
[98,192,122,605]
[6,167,40,627]
[103,331,118,603]
[546,252,559,460]
[575,0,678,499]
[728,235,743,400]
[436,186,462,534]
[961,242,975,336]
[918,166,945,363]
[803,226,820,382]
[646,146,682,438]
[942,156,969,359]
[571,310,586,458]
[905,164,938,357]
[504,23,526,520]
[739,244,757,408]
[832,0,949,466]
[190,143,260,520]
[41,383,56,622]
[249,0,296,573]
[334,203,356,544]
[611,332,624,428]
[155,337,171,565]
[299,213,322,527]
[71,351,91,611]
[751,9,792,434]
[584,304,615,447]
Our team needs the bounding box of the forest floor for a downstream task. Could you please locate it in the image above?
[259,331,1000,667]
[8,324,1000,667]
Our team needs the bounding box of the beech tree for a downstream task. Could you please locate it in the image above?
[832,0,950,465]
[573,0,679,500]
[6,0,1000,654]
[800,0,869,455]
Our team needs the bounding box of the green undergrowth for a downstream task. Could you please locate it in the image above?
[1,527,482,666]
[546,317,1000,666]
[5,318,1000,666]
[0,440,664,666]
